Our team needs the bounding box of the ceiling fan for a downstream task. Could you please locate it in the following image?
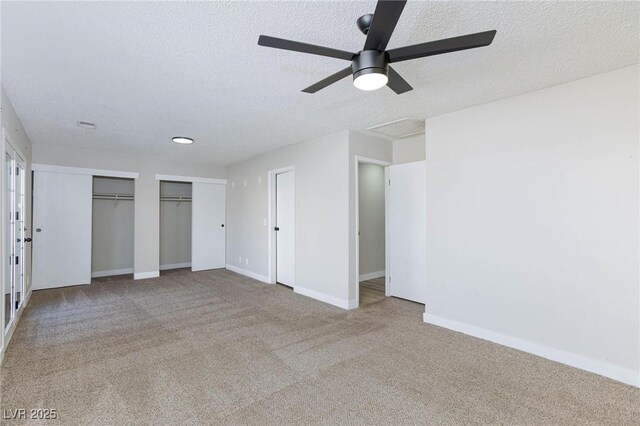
[258,0,496,95]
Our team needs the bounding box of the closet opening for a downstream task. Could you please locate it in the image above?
[91,176,135,280]
[355,158,390,308]
[159,180,192,275]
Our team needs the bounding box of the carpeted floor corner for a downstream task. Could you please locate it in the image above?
[1,268,637,424]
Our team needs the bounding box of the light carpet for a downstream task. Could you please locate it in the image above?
[1,268,637,424]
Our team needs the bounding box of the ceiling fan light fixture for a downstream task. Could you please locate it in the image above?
[172,137,194,145]
[258,0,497,95]
[353,69,388,91]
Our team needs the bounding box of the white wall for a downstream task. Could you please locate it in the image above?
[226,131,351,306]
[423,65,639,386]
[31,144,225,277]
[0,87,33,359]
[92,177,134,276]
[358,163,385,279]
[159,181,191,269]
[393,134,425,164]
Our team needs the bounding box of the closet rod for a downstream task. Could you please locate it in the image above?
[160,196,192,202]
[93,193,134,200]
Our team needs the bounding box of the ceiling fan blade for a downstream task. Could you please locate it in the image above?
[363,0,407,51]
[258,35,355,61]
[302,67,353,93]
[387,66,413,94]
[387,30,497,63]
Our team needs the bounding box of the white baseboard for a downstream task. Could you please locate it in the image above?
[359,270,385,282]
[92,268,134,278]
[160,262,191,271]
[424,313,639,388]
[294,286,354,310]
[225,264,270,283]
[133,271,160,280]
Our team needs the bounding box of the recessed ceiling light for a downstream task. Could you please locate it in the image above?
[172,137,194,145]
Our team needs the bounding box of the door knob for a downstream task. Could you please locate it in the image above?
[24,238,32,243]
[221,224,225,227]
[274,227,280,231]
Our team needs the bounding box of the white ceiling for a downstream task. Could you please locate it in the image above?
[2,1,638,166]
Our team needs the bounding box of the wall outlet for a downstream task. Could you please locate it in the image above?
[245,258,249,265]
[243,179,247,187]
[263,218,267,226]
[258,176,262,184]
[238,256,242,263]
[231,181,235,188]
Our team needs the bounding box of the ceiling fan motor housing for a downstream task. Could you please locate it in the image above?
[357,14,374,35]
[352,50,389,81]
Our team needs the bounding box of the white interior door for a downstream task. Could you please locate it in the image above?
[388,161,426,303]
[32,171,92,290]
[191,182,225,271]
[276,171,294,287]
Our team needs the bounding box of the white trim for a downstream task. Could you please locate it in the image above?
[359,270,385,282]
[133,271,160,280]
[423,313,640,388]
[294,286,355,310]
[32,164,138,179]
[384,166,391,298]
[91,268,134,278]
[160,262,191,271]
[267,166,295,285]
[354,156,392,308]
[1,129,29,359]
[226,264,270,283]
[155,174,226,185]
[355,156,393,167]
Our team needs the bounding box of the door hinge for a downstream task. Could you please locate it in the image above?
[15,256,19,265]
[388,179,391,186]
[16,211,19,221]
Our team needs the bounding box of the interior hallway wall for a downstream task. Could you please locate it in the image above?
[424,65,639,386]
[92,177,134,276]
[226,131,351,307]
[159,181,192,269]
[392,134,425,164]
[358,163,386,280]
[31,144,225,277]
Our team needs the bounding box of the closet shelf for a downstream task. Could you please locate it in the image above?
[93,193,134,201]
[160,196,192,203]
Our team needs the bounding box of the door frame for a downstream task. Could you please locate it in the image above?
[354,156,392,308]
[267,166,294,286]
[1,127,28,356]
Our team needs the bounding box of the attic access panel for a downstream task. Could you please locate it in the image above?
[367,118,425,139]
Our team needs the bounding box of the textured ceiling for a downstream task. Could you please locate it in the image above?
[2,1,638,166]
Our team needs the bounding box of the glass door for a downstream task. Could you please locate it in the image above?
[4,144,25,335]
[4,150,13,332]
